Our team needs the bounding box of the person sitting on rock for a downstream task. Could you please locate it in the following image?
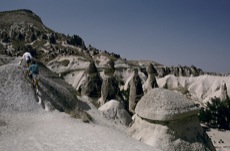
[19,51,33,77]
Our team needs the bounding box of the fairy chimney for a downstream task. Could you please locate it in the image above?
[99,60,123,106]
[143,63,158,94]
[129,88,215,151]
[78,61,102,98]
[220,81,229,100]
[125,68,144,114]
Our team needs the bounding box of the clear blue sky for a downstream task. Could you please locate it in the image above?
[1,0,230,73]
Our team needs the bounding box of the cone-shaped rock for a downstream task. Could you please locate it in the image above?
[143,63,158,94]
[99,60,123,105]
[80,61,102,98]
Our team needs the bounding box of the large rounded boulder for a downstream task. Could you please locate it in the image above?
[98,100,132,126]
[129,88,215,151]
[135,88,199,121]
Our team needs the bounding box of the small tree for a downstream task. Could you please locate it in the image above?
[198,97,230,130]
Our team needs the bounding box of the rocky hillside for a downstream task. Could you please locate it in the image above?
[0,9,210,78]
[0,9,86,61]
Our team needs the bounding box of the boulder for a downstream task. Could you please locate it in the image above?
[129,88,215,151]
[98,100,132,126]
[135,88,199,121]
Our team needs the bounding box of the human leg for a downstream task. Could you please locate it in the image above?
[32,74,39,88]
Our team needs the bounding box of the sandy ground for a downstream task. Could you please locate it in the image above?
[0,109,159,151]
[207,128,230,151]
[1,108,229,151]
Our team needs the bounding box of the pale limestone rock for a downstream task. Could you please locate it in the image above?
[98,100,132,126]
[135,88,199,121]
[99,75,123,106]
[125,68,144,114]
[78,61,102,98]
[143,63,158,94]
[129,88,215,151]
[99,60,123,106]
[220,81,229,100]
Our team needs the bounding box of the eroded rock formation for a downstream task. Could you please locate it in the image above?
[143,63,158,94]
[77,61,102,98]
[98,100,132,126]
[99,60,123,106]
[129,88,215,151]
[220,81,229,100]
[125,68,144,114]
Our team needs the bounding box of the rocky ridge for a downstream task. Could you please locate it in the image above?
[0,9,223,79]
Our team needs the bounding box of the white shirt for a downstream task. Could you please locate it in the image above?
[22,52,32,61]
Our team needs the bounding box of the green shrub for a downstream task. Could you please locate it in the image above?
[198,97,230,130]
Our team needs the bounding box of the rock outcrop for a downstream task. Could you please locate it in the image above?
[98,100,132,126]
[0,9,86,62]
[99,60,123,106]
[0,63,42,113]
[157,75,230,104]
[129,88,215,151]
[156,65,204,77]
[143,63,158,94]
[220,81,229,100]
[0,56,91,122]
[77,61,102,98]
[125,68,144,114]
[37,61,81,112]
